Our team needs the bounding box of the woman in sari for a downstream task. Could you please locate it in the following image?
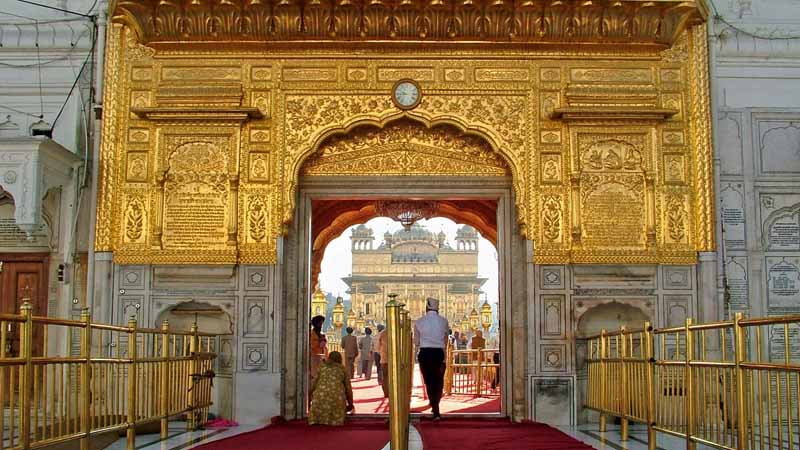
[309,315,327,387]
[309,351,354,425]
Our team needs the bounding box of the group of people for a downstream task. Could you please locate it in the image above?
[307,297,452,425]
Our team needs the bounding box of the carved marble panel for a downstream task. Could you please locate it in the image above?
[245,267,269,290]
[242,342,269,370]
[119,266,146,290]
[755,117,800,175]
[540,295,566,339]
[540,344,567,373]
[119,295,144,323]
[541,266,565,290]
[721,183,746,250]
[663,295,690,327]
[766,256,800,309]
[761,193,800,251]
[662,266,692,290]
[219,336,235,375]
[243,297,268,337]
[717,111,744,175]
[724,256,749,311]
[530,377,575,425]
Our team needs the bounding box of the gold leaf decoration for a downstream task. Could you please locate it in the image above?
[125,198,144,243]
[543,196,561,242]
[249,197,267,243]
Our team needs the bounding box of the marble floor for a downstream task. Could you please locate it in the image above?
[104,422,744,450]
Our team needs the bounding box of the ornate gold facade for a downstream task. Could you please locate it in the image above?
[99,0,714,265]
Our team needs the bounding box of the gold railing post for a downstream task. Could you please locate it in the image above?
[160,320,170,439]
[599,329,607,433]
[20,302,33,450]
[620,326,629,441]
[444,343,453,396]
[476,349,483,396]
[733,313,747,450]
[80,308,91,450]
[400,308,410,423]
[685,318,696,450]
[127,317,138,450]
[644,322,656,450]
[386,294,407,450]
[188,322,199,431]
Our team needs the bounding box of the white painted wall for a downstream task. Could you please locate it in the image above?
[709,0,800,328]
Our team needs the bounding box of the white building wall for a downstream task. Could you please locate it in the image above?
[709,0,800,326]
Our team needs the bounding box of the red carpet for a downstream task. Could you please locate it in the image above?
[190,419,390,450]
[352,364,500,414]
[415,418,595,450]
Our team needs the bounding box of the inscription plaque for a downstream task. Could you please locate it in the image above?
[767,256,800,308]
[720,185,745,250]
[582,179,645,248]
[724,256,749,311]
[0,205,48,247]
[163,187,228,249]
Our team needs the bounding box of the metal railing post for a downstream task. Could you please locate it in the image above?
[620,326,629,441]
[599,329,607,433]
[386,295,407,450]
[644,322,656,450]
[127,317,138,450]
[444,343,453,395]
[20,302,33,450]
[685,318,696,450]
[733,313,747,450]
[188,322,199,431]
[160,320,170,439]
[80,308,91,450]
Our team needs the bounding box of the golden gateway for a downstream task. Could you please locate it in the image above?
[98,0,714,265]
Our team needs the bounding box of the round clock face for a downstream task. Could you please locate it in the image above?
[392,80,421,109]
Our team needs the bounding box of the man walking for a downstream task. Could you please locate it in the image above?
[414,298,449,421]
[358,327,374,380]
[341,327,358,379]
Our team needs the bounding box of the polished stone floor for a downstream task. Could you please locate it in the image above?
[107,422,725,450]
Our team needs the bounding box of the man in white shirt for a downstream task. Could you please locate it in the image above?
[413,297,449,420]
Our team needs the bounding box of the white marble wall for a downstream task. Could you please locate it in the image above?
[709,0,800,324]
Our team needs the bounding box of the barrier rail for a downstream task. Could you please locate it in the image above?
[0,300,219,450]
[386,295,413,450]
[445,347,500,396]
[586,312,800,450]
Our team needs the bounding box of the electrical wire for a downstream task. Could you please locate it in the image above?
[707,0,800,40]
[13,0,94,19]
[52,30,96,133]
[0,104,43,119]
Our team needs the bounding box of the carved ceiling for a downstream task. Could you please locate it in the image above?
[310,199,498,286]
[113,0,706,46]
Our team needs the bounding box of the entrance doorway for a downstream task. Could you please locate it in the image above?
[315,215,501,415]
[283,175,523,419]
[0,254,48,357]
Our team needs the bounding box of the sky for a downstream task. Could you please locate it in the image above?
[318,217,499,307]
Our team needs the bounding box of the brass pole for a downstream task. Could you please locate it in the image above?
[21,302,33,450]
[644,323,656,450]
[80,308,91,450]
[733,313,747,450]
[599,329,607,433]
[188,321,199,430]
[685,318,696,450]
[127,317,137,450]
[386,294,407,450]
[620,326,628,441]
[160,321,170,439]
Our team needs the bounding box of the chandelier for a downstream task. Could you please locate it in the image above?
[375,200,438,231]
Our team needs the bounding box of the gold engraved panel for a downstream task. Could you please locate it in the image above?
[162,141,230,250]
[97,16,714,265]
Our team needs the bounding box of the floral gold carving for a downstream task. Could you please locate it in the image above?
[125,196,145,244]
[248,196,268,243]
[543,195,562,243]
[301,120,509,177]
[377,68,434,82]
[665,193,689,244]
[114,0,703,45]
[250,153,270,181]
[126,153,147,182]
[475,68,529,82]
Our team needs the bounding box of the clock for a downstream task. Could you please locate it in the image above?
[392,79,421,110]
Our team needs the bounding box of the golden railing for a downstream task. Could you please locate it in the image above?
[385,295,413,450]
[0,301,218,450]
[444,347,500,397]
[586,313,800,450]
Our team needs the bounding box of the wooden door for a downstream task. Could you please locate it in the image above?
[0,255,49,357]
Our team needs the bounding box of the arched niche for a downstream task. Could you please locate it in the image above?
[152,300,234,335]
